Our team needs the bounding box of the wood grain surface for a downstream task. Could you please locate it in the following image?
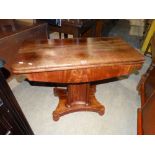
[12,37,144,74]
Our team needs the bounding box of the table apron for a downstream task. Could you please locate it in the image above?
[26,63,143,83]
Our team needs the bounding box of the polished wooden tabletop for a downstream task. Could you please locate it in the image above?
[12,37,144,73]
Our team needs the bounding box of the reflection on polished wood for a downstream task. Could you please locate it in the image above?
[12,37,144,121]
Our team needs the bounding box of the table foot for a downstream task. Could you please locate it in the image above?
[53,86,105,121]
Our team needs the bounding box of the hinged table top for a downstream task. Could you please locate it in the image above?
[12,37,144,73]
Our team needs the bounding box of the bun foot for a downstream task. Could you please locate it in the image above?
[98,109,105,116]
[53,111,60,121]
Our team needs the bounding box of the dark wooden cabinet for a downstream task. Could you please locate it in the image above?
[0,68,33,135]
[137,64,155,135]
[137,33,155,135]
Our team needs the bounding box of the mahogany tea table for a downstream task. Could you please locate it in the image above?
[12,37,144,121]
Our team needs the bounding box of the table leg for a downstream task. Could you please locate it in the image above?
[53,83,105,121]
[64,33,68,38]
[137,108,143,135]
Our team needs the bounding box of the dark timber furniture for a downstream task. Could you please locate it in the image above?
[12,37,144,121]
[36,19,117,38]
[36,19,118,39]
[37,19,96,38]
[0,19,16,32]
[0,59,33,135]
[137,33,155,135]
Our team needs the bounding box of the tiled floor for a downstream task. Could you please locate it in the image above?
[9,20,150,134]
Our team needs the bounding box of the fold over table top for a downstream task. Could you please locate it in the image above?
[12,37,144,73]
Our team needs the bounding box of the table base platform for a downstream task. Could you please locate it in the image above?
[53,85,105,121]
